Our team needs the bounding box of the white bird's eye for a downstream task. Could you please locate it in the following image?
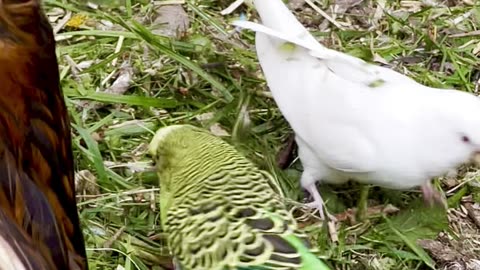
[461,135,471,143]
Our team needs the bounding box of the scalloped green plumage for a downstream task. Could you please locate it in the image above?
[149,125,331,270]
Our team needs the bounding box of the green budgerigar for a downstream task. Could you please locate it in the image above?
[148,124,331,270]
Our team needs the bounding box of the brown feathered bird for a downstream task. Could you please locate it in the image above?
[0,0,88,269]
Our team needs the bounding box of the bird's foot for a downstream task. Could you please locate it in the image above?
[303,184,339,242]
[421,182,447,208]
[300,179,339,241]
[304,201,337,222]
[303,183,337,222]
[356,185,370,221]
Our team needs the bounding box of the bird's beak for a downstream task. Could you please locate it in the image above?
[472,151,480,166]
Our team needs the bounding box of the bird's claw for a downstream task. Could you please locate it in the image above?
[421,182,447,208]
[303,183,337,221]
[305,201,337,222]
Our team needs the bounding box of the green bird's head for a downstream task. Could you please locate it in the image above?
[148,124,239,228]
[149,124,209,168]
[148,124,238,173]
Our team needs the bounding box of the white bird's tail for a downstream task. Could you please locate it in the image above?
[253,0,319,45]
[232,0,420,87]
[233,0,371,67]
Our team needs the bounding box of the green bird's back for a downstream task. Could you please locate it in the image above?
[148,125,330,270]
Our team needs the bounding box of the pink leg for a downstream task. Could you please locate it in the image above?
[304,183,337,221]
[421,181,446,207]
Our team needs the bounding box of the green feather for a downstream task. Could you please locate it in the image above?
[278,42,297,53]
[149,125,331,270]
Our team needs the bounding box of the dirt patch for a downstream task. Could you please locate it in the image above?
[419,199,480,270]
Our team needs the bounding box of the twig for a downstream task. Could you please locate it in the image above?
[463,202,480,230]
[103,226,126,248]
[221,0,245,15]
[53,11,71,34]
[304,0,344,30]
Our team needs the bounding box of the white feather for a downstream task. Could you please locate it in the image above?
[0,234,27,270]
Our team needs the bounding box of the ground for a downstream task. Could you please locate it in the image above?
[46,0,480,269]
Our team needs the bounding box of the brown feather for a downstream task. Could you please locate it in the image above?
[0,0,87,269]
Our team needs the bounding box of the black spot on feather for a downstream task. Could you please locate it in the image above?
[246,218,274,231]
[263,234,296,254]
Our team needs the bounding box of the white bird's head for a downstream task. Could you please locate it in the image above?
[436,90,480,165]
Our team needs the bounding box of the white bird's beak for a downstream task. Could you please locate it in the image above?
[472,151,480,166]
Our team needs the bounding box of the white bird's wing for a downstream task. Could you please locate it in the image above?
[295,125,379,173]
[233,20,428,173]
[250,29,382,173]
[232,20,421,90]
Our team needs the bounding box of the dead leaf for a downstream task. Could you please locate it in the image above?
[209,123,230,137]
[78,61,134,110]
[288,0,306,10]
[418,239,463,262]
[195,112,214,122]
[104,62,133,95]
[46,8,65,23]
[333,0,364,15]
[75,170,100,198]
[152,5,189,39]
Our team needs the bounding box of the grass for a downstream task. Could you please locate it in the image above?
[45,0,480,269]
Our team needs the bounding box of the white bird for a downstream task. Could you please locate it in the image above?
[232,0,480,220]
